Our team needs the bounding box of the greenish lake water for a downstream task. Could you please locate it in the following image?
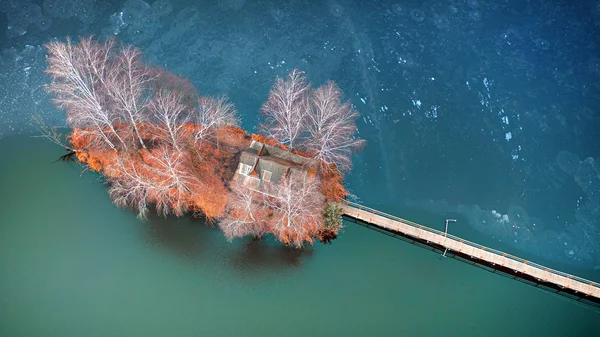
[1,135,599,336]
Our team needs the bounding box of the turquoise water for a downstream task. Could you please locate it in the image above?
[1,0,600,335]
[1,135,599,336]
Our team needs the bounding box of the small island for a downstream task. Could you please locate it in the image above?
[43,37,364,248]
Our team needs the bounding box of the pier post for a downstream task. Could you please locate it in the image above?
[441,219,457,258]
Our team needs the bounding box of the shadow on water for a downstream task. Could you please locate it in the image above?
[144,214,220,261]
[143,214,315,273]
[228,238,315,275]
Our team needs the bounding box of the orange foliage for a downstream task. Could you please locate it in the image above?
[69,121,349,247]
[186,142,230,219]
[251,134,289,151]
[70,129,118,173]
[269,215,322,248]
[276,227,314,248]
[250,134,313,158]
[319,166,348,201]
[317,228,339,244]
[48,37,354,248]
[290,148,313,158]
[69,128,92,149]
[217,126,251,149]
[188,174,228,220]
[68,122,246,220]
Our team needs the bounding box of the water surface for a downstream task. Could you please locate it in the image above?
[1,0,600,334]
[1,135,598,336]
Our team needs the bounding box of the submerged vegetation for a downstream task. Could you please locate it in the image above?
[43,37,364,248]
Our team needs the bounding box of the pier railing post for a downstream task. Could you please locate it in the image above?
[441,219,457,258]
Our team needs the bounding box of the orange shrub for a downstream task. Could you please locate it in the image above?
[188,174,228,220]
[69,128,93,149]
[67,122,349,247]
[319,167,348,201]
[291,148,314,158]
[216,126,250,149]
[251,134,288,151]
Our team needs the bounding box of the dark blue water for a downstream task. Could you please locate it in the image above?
[0,0,599,334]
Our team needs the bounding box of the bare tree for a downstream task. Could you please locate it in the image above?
[148,90,190,152]
[218,182,268,241]
[105,46,153,149]
[262,174,325,248]
[145,147,201,217]
[77,37,116,88]
[193,96,239,144]
[260,69,310,149]
[304,81,365,171]
[108,148,201,219]
[108,155,154,219]
[31,115,74,151]
[45,38,127,151]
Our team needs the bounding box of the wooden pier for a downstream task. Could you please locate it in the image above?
[341,201,600,308]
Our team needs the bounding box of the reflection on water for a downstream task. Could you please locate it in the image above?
[1,135,600,336]
[145,215,216,261]
[144,214,315,272]
[229,238,314,273]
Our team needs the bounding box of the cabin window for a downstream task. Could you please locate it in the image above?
[262,170,272,182]
[239,163,252,175]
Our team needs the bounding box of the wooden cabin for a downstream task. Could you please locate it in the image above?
[233,140,316,194]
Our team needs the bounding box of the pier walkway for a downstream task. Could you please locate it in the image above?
[341,201,600,307]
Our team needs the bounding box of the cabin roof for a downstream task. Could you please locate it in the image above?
[234,141,315,192]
